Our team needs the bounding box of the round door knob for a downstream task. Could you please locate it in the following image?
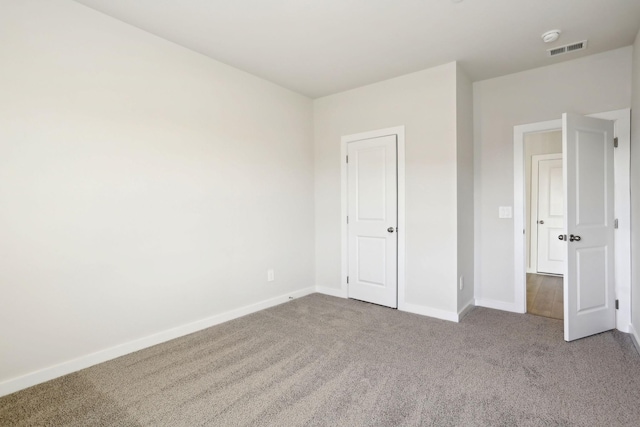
[387,227,395,233]
[570,234,581,242]
[538,220,544,224]
[558,235,564,241]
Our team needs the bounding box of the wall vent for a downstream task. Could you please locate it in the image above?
[547,40,588,57]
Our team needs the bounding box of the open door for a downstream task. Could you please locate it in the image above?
[563,113,615,342]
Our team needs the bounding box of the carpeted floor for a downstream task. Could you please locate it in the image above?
[1,293,640,426]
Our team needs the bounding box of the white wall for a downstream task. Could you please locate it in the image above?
[456,65,475,313]
[314,62,460,316]
[524,131,562,271]
[631,30,640,345]
[474,47,633,308]
[0,0,314,394]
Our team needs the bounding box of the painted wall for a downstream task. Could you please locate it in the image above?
[473,47,633,308]
[314,62,460,315]
[456,65,475,312]
[0,0,314,392]
[524,131,562,271]
[631,30,640,344]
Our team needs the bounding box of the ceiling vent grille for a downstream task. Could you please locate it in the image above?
[548,40,588,57]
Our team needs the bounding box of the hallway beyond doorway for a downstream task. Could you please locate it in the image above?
[527,273,563,320]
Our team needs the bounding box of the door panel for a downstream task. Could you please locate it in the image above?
[536,157,564,275]
[347,135,397,308]
[563,113,615,342]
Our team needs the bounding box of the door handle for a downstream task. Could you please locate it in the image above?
[538,220,544,224]
[569,234,581,242]
[558,234,565,241]
[387,227,395,233]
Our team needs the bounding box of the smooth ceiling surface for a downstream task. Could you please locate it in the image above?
[72,0,640,98]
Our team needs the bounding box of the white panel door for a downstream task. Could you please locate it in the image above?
[536,156,564,275]
[347,135,397,308]
[563,113,615,342]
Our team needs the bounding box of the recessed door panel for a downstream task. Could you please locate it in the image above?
[576,247,608,313]
[356,147,387,221]
[548,166,563,217]
[356,236,386,286]
[576,131,607,227]
[546,227,564,262]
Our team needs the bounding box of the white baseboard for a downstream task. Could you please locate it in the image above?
[0,286,315,398]
[475,298,523,313]
[400,302,458,322]
[315,286,347,299]
[629,324,640,355]
[457,300,475,321]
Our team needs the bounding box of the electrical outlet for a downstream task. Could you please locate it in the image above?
[267,269,275,282]
[459,275,464,291]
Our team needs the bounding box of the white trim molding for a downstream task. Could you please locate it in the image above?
[315,286,348,299]
[475,298,522,314]
[0,286,315,398]
[341,126,406,309]
[402,302,459,323]
[629,324,640,355]
[457,301,475,322]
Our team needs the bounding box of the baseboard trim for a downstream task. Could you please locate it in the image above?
[629,324,640,356]
[400,302,458,322]
[315,286,347,299]
[0,286,315,398]
[457,300,475,321]
[475,298,523,313]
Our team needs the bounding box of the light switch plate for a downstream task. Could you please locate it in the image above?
[498,206,513,219]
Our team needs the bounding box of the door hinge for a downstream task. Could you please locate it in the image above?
[346,276,349,284]
[346,155,349,163]
[347,216,349,224]
[614,137,618,148]
[614,218,618,229]
[615,299,619,310]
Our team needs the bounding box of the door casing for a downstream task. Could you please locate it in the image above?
[513,109,631,332]
[340,126,406,309]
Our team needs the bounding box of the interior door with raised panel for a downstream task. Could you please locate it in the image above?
[563,113,615,342]
[347,135,397,308]
[536,155,564,275]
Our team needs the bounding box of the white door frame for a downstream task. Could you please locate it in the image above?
[341,126,406,309]
[513,109,631,332]
[529,153,563,274]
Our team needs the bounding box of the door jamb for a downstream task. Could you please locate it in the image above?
[513,109,631,331]
[341,126,406,309]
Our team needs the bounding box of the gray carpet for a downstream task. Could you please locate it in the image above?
[1,294,639,426]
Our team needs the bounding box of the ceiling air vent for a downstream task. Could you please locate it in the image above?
[547,40,588,57]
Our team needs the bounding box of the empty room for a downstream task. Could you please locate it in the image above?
[1,0,640,425]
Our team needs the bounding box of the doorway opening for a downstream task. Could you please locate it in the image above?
[525,130,564,320]
[514,109,632,341]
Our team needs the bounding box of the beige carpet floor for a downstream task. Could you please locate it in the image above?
[1,293,640,426]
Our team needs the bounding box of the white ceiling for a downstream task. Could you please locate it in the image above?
[72,0,640,98]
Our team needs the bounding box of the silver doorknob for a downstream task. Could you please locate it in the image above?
[538,220,544,224]
[558,234,565,241]
[387,227,395,233]
[569,234,581,242]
